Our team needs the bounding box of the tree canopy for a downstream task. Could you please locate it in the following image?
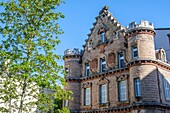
[0,0,71,112]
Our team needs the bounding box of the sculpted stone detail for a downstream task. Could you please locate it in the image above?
[90,58,98,72]
[117,74,129,81]
[107,53,115,67]
[82,82,92,88]
[98,76,110,85]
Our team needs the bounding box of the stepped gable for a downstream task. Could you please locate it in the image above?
[83,6,125,49]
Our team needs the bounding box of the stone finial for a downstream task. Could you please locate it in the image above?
[64,48,82,56]
[99,6,109,15]
[126,20,154,31]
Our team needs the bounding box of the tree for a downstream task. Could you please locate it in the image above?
[0,0,71,112]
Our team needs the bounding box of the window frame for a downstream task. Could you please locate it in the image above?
[100,84,107,104]
[100,58,106,73]
[84,87,91,106]
[132,46,138,59]
[85,63,90,77]
[134,78,141,97]
[100,32,105,43]
[119,80,127,101]
[118,52,124,68]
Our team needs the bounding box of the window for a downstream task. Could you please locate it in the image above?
[100,58,106,73]
[84,88,91,105]
[134,78,141,97]
[132,46,138,58]
[100,84,107,104]
[65,68,69,75]
[100,32,105,43]
[64,100,68,107]
[119,80,127,101]
[164,78,170,100]
[85,63,90,76]
[118,53,124,68]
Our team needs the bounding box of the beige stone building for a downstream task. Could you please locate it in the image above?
[64,6,170,113]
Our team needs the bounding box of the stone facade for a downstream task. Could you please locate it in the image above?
[64,6,170,113]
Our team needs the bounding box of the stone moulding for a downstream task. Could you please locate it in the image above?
[66,59,170,82]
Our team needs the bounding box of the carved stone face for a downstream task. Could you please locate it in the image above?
[90,58,98,72]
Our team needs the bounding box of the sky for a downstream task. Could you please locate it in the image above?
[0,0,170,65]
[56,0,170,59]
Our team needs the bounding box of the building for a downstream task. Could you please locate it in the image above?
[64,6,170,113]
[154,28,170,61]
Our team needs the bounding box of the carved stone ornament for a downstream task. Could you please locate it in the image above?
[90,58,98,72]
[82,82,92,88]
[107,53,115,67]
[98,76,110,85]
[117,74,129,81]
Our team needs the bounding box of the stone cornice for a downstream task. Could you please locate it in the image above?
[66,59,170,82]
[125,29,155,38]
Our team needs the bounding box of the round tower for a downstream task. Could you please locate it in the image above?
[64,48,82,78]
[126,20,156,61]
[126,21,161,105]
[63,48,82,111]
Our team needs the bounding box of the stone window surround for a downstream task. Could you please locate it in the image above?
[85,63,90,77]
[117,74,129,103]
[134,77,141,98]
[100,57,106,73]
[84,60,90,76]
[117,51,125,68]
[98,27,108,43]
[131,44,138,60]
[97,77,110,107]
[82,82,92,108]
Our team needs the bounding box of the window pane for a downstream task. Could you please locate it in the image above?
[118,53,124,68]
[100,58,106,73]
[119,80,127,101]
[85,64,89,76]
[84,88,91,105]
[101,32,105,43]
[134,78,141,97]
[100,84,107,104]
[132,46,138,58]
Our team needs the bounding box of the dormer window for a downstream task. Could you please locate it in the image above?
[100,32,105,43]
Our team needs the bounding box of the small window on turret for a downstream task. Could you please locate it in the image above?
[65,68,69,75]
[132,46,138,59]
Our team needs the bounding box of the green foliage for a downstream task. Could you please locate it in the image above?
[0,0,71,112]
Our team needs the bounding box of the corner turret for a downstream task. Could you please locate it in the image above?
[63,48,83,78]
[126,20,156,61]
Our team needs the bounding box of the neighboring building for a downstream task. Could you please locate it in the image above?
[154,28,170,61]
[64,6,170,113]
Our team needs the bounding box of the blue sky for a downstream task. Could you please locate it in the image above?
[0,0,170,65]
[56,0,170,59]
